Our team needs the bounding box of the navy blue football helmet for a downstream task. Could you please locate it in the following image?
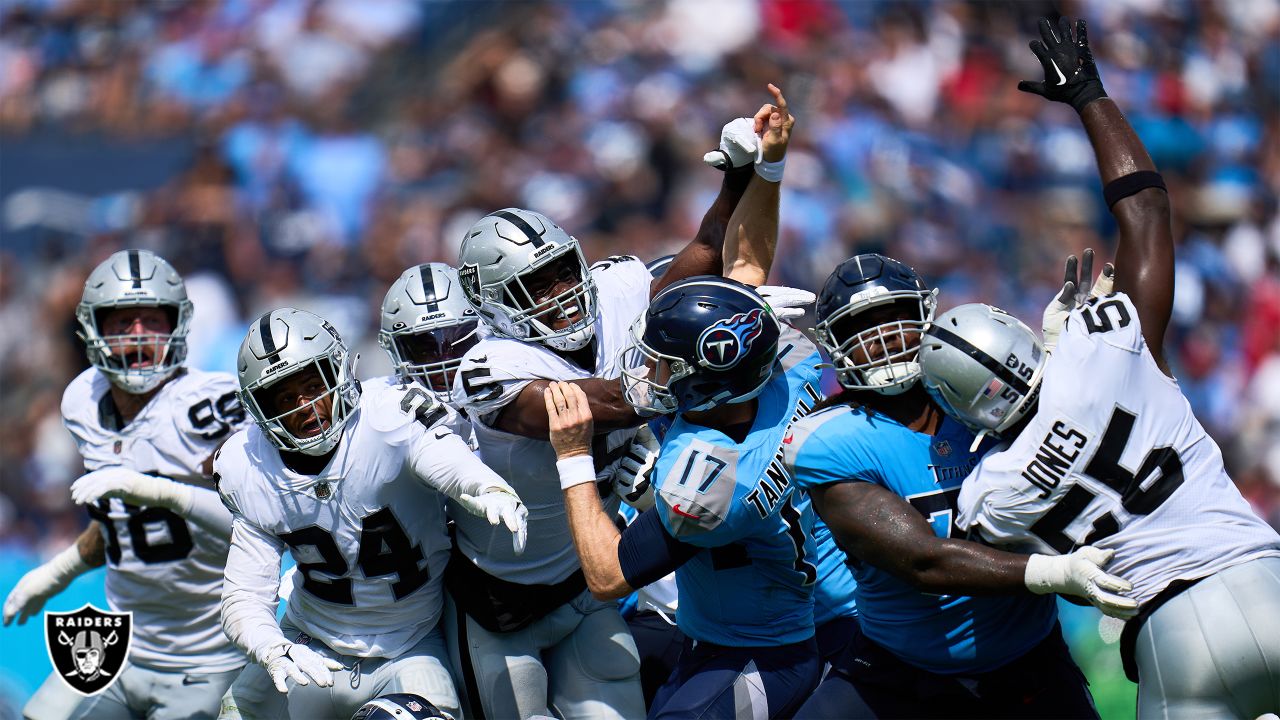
[814,253,937,395]
[350,693,451,720]
[621,275,780,414]
[646,254,675,280]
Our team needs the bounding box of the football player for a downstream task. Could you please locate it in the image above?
[787,253,1127,718]
[379,262,483,443]
[4,250,248,720]
[442,86,795,719]
[215,308,528,720]
[916,17,1280,719]
[546,276,826,719]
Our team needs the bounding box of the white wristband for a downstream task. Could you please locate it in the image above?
[556,455,596,491]
[754,157,785,183]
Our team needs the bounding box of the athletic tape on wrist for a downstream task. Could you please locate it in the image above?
[556,455,596,491]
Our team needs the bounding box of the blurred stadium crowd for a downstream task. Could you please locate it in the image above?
[2,0,1278,575]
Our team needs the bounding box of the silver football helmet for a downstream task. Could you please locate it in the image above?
[918,303,1047,446]
[237,308,360,456]
[379,263,481,399]
[75,249,193,394]
[457,208,597,352]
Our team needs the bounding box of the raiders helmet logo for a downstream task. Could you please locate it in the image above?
[696,308,765,370]
[45,604,132,695]
[457,264,481,304]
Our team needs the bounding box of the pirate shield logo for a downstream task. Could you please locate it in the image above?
[45,604,132,695]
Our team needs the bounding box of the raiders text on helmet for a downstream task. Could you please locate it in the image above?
[457,208,598,352]
[76,249,193,394]
[237,308,360,456]
[814,253,937,396]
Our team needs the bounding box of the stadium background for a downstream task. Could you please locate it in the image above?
[1,0,1278,717]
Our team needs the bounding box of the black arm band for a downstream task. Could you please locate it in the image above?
[618,508,699,589]
[1103,171,1167,210]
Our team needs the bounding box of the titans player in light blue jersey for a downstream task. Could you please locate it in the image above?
[545,276,828,719]
[787,253,1134,719]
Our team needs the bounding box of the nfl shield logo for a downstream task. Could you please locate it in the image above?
[935,440,952,457]
[45,604,132,695]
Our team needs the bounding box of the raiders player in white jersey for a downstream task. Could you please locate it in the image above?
[3,250,247,720]
[378,262,484,446]
[216,308,528,720]
[444,86,796,720]
[916,17,1280,720]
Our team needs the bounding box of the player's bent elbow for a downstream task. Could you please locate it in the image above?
[1114,186,1171,222]
[584,573,631,601]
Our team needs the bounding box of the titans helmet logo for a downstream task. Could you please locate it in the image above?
[696,308,765,370]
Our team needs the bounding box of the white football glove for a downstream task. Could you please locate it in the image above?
[612,426,659,511]
[1024,546,1138,620]
[1042,250,1115,352]
[456,486,529,554]
[757,285,816,321]
[702,117,760,170]
[3,545,89,626]
[261,642,342,694]
[70,467,188,510]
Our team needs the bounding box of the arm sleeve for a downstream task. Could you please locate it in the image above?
[220,517,287,663]
[180,484,234,536]
[618,508,699,589]
[406,425,515,500]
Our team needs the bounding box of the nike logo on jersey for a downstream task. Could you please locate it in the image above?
[182,676,209,686]
[671,504,702,519]
[1050,59,1068,86]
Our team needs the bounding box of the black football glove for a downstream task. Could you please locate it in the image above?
[1018,17,1108,113]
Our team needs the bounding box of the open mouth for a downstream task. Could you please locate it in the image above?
[298,415,324,436]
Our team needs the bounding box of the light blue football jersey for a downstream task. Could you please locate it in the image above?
[811,517,858,626]
[653,327,826,647]
[785,406,1057,673]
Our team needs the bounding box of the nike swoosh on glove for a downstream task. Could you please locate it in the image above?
[457,486,529,554]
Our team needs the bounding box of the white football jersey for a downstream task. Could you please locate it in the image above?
[450,256,651,584]
[61,367,246,672]
[216,376,470,659]
[956,293,1280,605]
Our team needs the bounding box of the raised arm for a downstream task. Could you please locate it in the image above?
[1020,17,1174,372]
[811,481,1136,617]
[724,84,794,287]
[651,163,754,297]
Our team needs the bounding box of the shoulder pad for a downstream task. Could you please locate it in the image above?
[1065,291,1144,354]
[174,370,246,442]
[365,376,451,439]
[656,438,739,543]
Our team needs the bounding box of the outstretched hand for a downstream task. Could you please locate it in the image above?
[1042,249,1115,352]
[754,83,795,163]
[1018,17,1108,113]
